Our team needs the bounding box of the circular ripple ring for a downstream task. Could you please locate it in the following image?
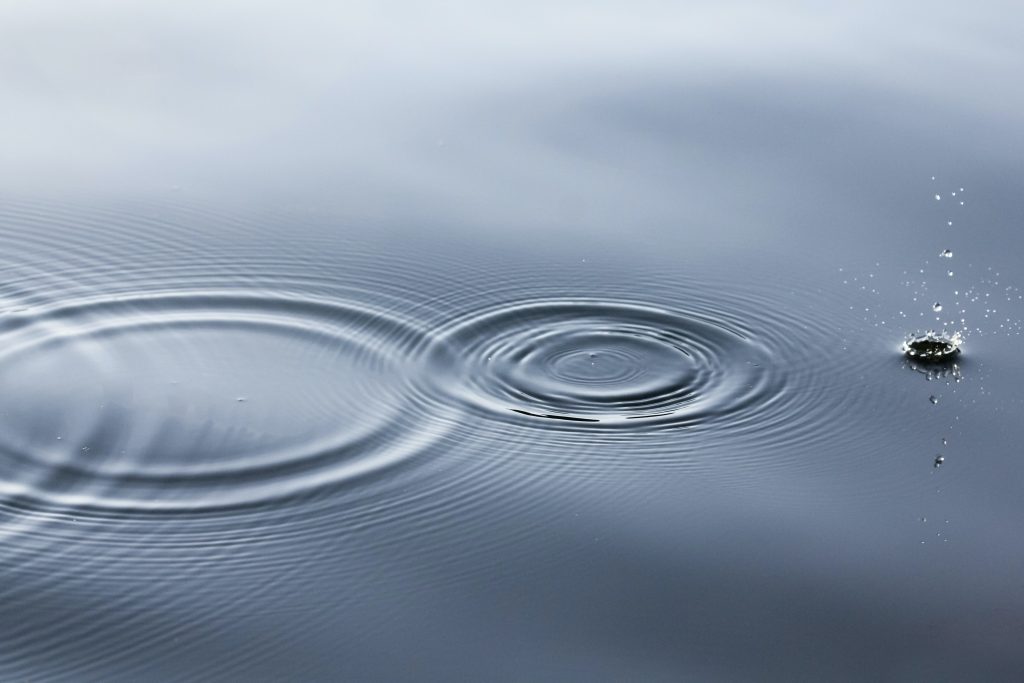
[423,299,776,428]
[0,292,445,513]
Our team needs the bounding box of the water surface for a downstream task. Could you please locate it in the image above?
[2,2,1024,681]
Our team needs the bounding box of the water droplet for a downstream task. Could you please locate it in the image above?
[940,249,953,258]
[929,395,939,405]
[933,303,942,312]
[934,455,945,467]
[941,437,947,445]
[934,194,941,201]
[947,271,954,277]
[947,220,953,226]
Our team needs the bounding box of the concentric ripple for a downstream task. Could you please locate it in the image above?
[0,292,442,513]
[425,299,774,428]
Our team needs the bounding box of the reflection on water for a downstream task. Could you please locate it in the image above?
[905,356,964,383]
[3,1,1024,681]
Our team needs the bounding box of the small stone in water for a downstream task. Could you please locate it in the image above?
[940,249,953,258]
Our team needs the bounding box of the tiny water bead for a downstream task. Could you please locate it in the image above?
[933,303,943,312]
[940,249,953,258]
[934,455,945,468]
[929,395,939,405]
[902,331,963,361]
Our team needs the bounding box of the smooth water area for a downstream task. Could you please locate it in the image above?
[2,3,1024,681]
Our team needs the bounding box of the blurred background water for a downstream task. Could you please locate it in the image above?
[2,2,1024,681]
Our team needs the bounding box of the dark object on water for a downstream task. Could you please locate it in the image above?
[902,331,962,362]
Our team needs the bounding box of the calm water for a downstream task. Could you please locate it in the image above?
[2,3,1024,681]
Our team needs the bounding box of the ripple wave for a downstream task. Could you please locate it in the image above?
[0,291,444,513]
[426,299,773,427]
